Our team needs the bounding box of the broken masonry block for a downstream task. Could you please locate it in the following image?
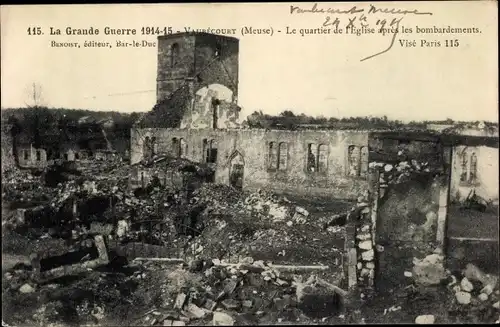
[32,235,109,283]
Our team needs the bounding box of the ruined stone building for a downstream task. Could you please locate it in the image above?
[131,32,499,202]
[130,32,377,200]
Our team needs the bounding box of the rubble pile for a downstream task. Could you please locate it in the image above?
[448,264,500,309]
[77,156,128,178]
[369,159,435,189]
[2,173,54,207]
[2,263,147,326]
[182,186,345,266]
[2,252,349,326]
[405,253,500,323]
[134,257,346,326]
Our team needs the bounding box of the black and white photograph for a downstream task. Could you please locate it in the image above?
[1,2,498,325]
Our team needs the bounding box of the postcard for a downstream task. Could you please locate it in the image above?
[1,2,498,326]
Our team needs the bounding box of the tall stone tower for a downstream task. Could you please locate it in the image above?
[156,32,239,103]
[136,32,240,129]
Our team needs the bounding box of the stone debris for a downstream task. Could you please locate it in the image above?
[3,156,499,326]
[213,312,235,326]
[412,253,448,286]
[19,283,35,294]
[184,303,208,319]
[463,263,499,290]
[415,314,435,324]
[174,293,187,309]
[456,291,472,305]
[478,293,489,301]
[481,284,494,296]
[460,277,474,292]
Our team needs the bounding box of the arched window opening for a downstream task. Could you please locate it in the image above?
[180,138,187,158]
[278,142,288,171]
[348,145,360,176]
[469,152,477,183]
[307,144,318,172]
[171,43,180,68]
[317,144,328,173]
[207,139,218,163]
[143,136,152,160]
[460,150,468,182]
[269,142,278,170]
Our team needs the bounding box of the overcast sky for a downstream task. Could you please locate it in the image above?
[1,2,498,122]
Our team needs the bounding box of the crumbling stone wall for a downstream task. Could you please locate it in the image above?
[342,137,453,294]
[140,32,240,130]
[131,128,371,200]
[129,166,184,190]
[156,33,239,103]
[17,146,48,169]
[180,83,240,129]
[344,188,376,292]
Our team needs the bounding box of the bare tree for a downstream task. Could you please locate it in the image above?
[24,82,45,108]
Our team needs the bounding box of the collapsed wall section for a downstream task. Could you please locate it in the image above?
[343,135,452,295]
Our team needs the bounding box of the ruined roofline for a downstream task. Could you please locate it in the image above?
[132,126,386,133]
[157,31,239,42]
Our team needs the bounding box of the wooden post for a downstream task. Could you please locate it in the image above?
[436,146,452,250]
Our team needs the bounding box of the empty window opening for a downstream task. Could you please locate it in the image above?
[268,142,278,170]
[317,144,328,173]
[206,139,218,163]
[348,145,361,177]
[460,150,468,182]
[23,150,29,160]
[278,142,288,171]
[180,138,187,158]
[469,152,478,183]
[307,144,318,172]
[143,136,153,160]
[170,43,180,68]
